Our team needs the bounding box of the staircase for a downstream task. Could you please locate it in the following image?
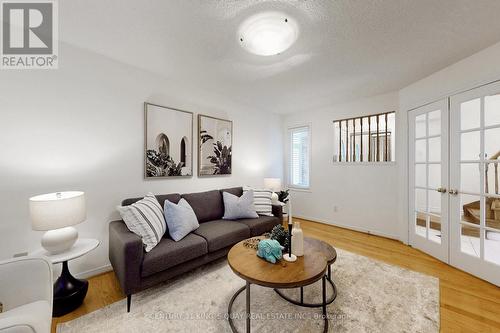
[462,150,500,238]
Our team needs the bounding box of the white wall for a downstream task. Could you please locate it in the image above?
[397,40,500,243]
[283,92,400,239]
[0,42,283,277]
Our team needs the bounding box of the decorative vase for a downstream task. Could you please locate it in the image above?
[291,222,304,256]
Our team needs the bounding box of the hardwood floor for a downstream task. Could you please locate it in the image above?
[51,219,500,332]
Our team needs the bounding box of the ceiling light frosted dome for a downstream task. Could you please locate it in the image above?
[239,12,299,56]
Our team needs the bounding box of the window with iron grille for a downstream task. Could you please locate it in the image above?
[333,111,396,163]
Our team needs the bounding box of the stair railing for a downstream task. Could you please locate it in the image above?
[485,150,500,195]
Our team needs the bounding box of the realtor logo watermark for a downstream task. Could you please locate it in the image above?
[1,0,58,69]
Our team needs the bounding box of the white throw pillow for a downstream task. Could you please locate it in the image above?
[222,190,259,220]
[117,193,166,252]
[243,186,273,216]
[164,198,200,241]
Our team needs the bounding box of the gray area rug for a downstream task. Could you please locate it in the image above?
[58,249,439,333]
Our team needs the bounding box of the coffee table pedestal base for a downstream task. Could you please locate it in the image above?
[227,275,329,333]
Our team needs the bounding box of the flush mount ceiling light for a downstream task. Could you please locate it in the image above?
[238,12,299,56]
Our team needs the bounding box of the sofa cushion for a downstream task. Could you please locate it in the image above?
[193,220,250,252]
[221,187,243,197]
[164,198,199,241]
[222,190,258,220]
[243,187,273,216]
[117,193,167,252]
[141,233,208,277]
[181,190,223,223]
[122,193,181,207]
[236,216,280,236]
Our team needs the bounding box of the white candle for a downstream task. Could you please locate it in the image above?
[288,198,292,225]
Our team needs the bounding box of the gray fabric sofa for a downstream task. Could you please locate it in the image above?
[108,186,282,312]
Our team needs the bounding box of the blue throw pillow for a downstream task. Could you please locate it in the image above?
[164,198,200,241]
[222,190,259,220]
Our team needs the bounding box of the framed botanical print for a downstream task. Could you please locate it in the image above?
[144,102,193,178]
[198,114,232,176]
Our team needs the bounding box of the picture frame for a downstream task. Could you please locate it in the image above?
[144,102,193,179]
[198,114,233,177]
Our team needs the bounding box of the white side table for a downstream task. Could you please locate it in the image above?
[31,238,99,317]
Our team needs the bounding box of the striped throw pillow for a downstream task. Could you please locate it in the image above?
[243,187,273,216]
[117,193,166,252]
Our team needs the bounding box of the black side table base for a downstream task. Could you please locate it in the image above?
[52,260,89,317]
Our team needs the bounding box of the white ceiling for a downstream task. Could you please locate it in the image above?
[60,0,500,114]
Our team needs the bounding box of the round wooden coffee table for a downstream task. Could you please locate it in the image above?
[275,237,337,307]
[227,236,333,333]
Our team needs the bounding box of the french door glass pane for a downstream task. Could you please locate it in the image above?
[485,230,500,266]
[415,188,427,212]
[428,110,441,136]
[461,98,481,130]
[415,164,426,187]
[484,127,500,160]
[461,131,480,161]
[415,114,426,138]
[485,94,500,127]
[415,139,427,162]
[485,162,500,195]
[429,214,442,244]
[428,137,441,162]
[461,194,481,226]
[485,197,500,231]
[461,224,480,257]
[461,163,481,194]
[428,190,441,215]
[415,212,427,237]
[428,164,441,189]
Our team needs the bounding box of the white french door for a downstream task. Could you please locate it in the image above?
[409,100,449,262]
[408,81,500,286]
[449,81,500,286]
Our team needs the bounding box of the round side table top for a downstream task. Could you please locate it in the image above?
[227,236,330,289]
[31,238,99,264]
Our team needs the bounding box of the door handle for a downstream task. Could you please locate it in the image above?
[437,187,447,193]
[449,189,459,195]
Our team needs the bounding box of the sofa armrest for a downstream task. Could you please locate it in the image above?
[109,221,144,295]
[272,204,283,221]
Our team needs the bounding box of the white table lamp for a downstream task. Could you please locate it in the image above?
[264,178,282,204]
[30,191,86,254]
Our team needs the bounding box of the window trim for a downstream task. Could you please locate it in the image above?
[288,124,311,190]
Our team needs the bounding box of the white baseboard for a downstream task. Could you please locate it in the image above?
[74,264,112,279]
[294,214,401,241]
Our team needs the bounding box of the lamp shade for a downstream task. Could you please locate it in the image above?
[264,178,282,192]
[30,191,86,231]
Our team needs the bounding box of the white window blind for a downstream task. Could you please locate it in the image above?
[289,126,310,188]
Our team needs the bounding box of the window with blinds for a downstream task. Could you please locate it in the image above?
[333,111,396,163]
[289,126,310,188]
